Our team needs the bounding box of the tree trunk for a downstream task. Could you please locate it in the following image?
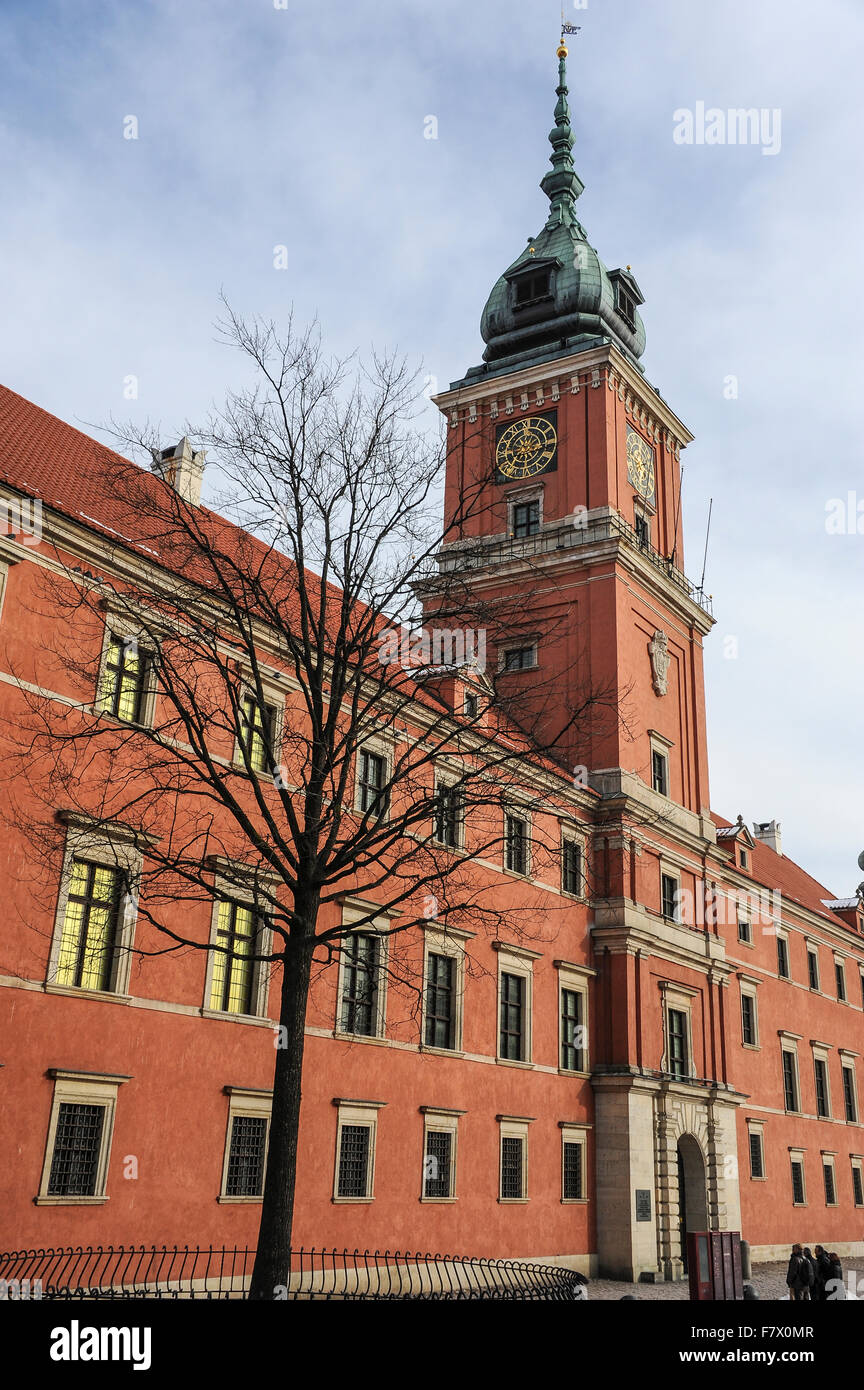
[248,933,314,1299]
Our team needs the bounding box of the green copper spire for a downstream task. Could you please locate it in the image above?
[539,37,585,229]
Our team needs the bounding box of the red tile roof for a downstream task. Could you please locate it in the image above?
[712,813,854,933]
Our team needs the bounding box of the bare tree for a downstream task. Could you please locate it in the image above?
[1,308,620,1298]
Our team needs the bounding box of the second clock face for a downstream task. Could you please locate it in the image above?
[626,425,656,506]
[495,414,558,481]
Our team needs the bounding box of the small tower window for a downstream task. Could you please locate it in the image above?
[511,501,540,538]
[616,284,637,327]
[514,269,552,306]
[634,512,650,549]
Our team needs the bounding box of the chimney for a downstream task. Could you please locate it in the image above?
[151,437,206,506]
[753,820,782,855]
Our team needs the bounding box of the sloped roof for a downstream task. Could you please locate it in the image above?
[711,813,855,933]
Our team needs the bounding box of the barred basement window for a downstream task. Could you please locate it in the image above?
[357,750,388,817]
[661,873,679,922]
[435,783,461,848]
[560,988,584,1071]
[823,1161,837,1206]
[56,860,124,992]
[814,1059,830,1119]
[835,960,847,1001]
[239,695,276,774]
[505,814,529,875]
[748,1131,764,1180]
[424,1130,453,1199]
[98,633,150,724]
[511,501,540,538]
[499,972,526,1061]
[337,1124,372,1198]
[424,952,455,1049]
[782,1051,799,1113]
[808,948,820,991]
[853,1165,864,1208]
[668,1008,688,1079]
[225,1115,268,1197]
[843,1066,858,1123]
[562,1141,583,1200]
[47,1102,105,1197]
[776,936,790,980]
[210,899,260,1015]
[741,993,757,1047]
[562,840,583,896]
[791,1158,806,1205]
[339,933,380,1036]
[500,1135,524,1200]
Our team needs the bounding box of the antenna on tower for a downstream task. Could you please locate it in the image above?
[699,497,713,596]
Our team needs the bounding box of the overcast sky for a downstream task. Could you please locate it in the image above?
[1,0,861,894]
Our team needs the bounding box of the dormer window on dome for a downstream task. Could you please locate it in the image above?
[511,263,554,309]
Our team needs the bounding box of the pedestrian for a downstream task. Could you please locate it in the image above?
[786,1243,811,1301]
[826,1252,846,1300]
[802,1247,817,1297]
[814,1244,832,1301]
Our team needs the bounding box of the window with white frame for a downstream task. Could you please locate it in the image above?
[504,809,530,876]
[333,1100,383,1201]
[747,1122,765,1180]
[498,1116,532,1202]
[37,1069,129,1204]
[807,944,820,991]
[509,496,542,538]
[660,870,680,922]
[338,931,385,1037]
[813,1048,832,1119]
[500,643,538,673]
[560,1124,588,1203]
[421,1108,461,1201]
[434,778,463,849]
[96,627,157,727]
[356,746,389,819]
[841,1054,859,1123]
[205,887,271,1019]
[781,1038,801,1114]
[822,1154,838,1206]
[776,932,790,980]
[422,926,468,1052]
[851,1157,864,1208]
[237,691,279,775]
[47,815,143,997]
[219,1087,271,1201]
[835,956,847,1002]
[557,963,590,1073]
[662,984,695,1079]
[738,919,752,945]
[561,834,584,897]
[740,979,759,1048]
[496,945,537,1063]
[790,1150,807,1205]
[649,734,672,798]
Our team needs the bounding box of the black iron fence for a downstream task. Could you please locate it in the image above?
[0,1244,587,1301]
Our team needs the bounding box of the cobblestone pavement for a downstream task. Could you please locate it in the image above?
[584,1260,791,1301]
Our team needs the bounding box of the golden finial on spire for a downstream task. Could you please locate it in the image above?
[559,17,580,58]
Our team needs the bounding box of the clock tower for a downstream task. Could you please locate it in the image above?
[427,35,746,1282]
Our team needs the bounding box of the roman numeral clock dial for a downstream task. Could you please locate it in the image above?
[495,413,558,482]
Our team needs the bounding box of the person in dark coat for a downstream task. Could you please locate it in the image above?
[827,1252,846,1300]
[803,1247,817,1293]
[814,1245,832,1301]
[786,1244,811,1301]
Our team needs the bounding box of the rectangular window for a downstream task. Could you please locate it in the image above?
[502,645,537,672]
[424,952,455,1050]
[435,783,461,848]
[668,1008,688,1079]
[336,1124,372,1199]
[791,1158,806,1205]
[224,1114,268,1197]
[661,873,679,922]
[357,749,388,817]
[514,270,551,305]
[56,860,124,993]
[835,960,847,1001]
[807,948,820,991]
[500,1135,525,1200]
[853,1164,864,1208]
[748,1130,764,1180]
[339,933,380,1036]
[843,1066,858,1123]
[47,1102,106,1197]
[464,692,478,719]
[823,1161,837,1206]
[560,988,584,1071]
[741,992,757,1047]
[499,971,526,1061]
[651,749,668,796]
[505,814,529,875]
[739,848,749,870]
[634,513,650,549]
[738,920,752,944]
[776,936,790,979]
[239,695,275,774]
[562,1141,584,1201]
[512,501,540,538]
[424,1129,453,1199]
[209,899,260,1016]
[814,1058,831,1118]
[782,1050,799,1113]
[562,840,583,896]
[98,633,150,724]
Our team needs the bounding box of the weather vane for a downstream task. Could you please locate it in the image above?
[560,5,581,37]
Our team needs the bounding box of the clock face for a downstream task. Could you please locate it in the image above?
[495,414,558,482]
[626,425,656,506]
